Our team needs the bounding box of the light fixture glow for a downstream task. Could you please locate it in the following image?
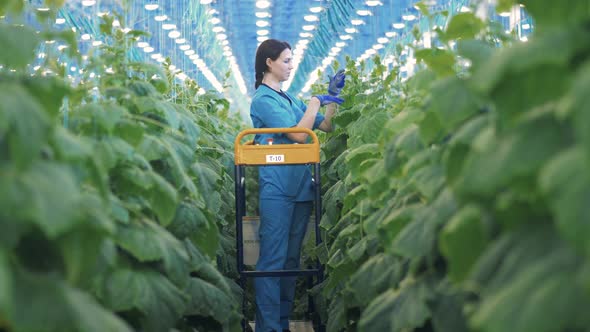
[256,20,269,27]
[257,36,268,42]
[143,47,154,53]
[185,50,195,55]
[340,34,353,40]
[402,14,416,21]
[357,10,372,16]
[522,23,531,29]
[200,0,213,3]
[256,11,270,18]
[304,15,318,22]
[256,0,271,9]
[216,33,228,40]
[162,24,177,30]
[151,53,162,59]
[499,12,511,17]
[175,38,186,44]
[372,44,384,50]
[92,40,103,46]
[366,0,382,5]
[155,15,168,21]
[168,30,181,39]
[210,17,221,25]
[377,37,389,44]
[81,0,96,6]
[366,49,377,55]
[37,7,50,11]
[392,23,405,29]
[299,32,313,38]
[335,41,346,47]
[55,18,66,24]
[351,19,364,25]
[345,27,358,34]
[460,6,472,12]
[309,6,323,13]
[257,29,269,36]
[179,44,191,51]
[385,31,397,37]
[137,41,149,48]
[302,25,315,31]
[212,26,225,32]
[189,54,199,60]
[144,4,159,10]
[81,34,91,40]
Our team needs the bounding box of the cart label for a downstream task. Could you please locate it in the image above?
[266,154,285,163]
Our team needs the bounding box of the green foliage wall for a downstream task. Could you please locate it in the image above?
[314,1,590,331]
[0,3,244,332]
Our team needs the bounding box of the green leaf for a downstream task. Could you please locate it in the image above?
[539,147,590,254]
[457,110,567,198]
[0,250,12,320]
[457,39,494,71]
[95,103,127,133]
[520,0,590,28]
[409,163,445,200]
[169,201,220,259]
[348,253,404,307]
[439,205,488,282]
[393,190,457,259]
[344,144,380,179]
[384,107,424,139]
[21,75,70,117]
[429,76,481,131]
[100,268,187,332]
[443,12,484,41]
[115,220,190,286]
[471,241,590,332]
[0,162,81,238]
[0,83,50,168]
[415,48,456,77]
[0,0,24,15]
[11,268,132,332]
[184,277,240,328]
[0,24,39,68]
[359,277,433,332]
[147,171,178,226]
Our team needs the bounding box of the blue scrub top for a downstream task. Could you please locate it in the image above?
[250,84,324,202]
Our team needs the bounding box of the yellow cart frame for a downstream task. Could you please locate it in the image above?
[234,128,325,332]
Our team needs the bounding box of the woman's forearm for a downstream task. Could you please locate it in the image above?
[287,97,321,143]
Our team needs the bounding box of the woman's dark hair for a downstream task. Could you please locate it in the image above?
[254,39,291,89]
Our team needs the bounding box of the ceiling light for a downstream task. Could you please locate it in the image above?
[522,23,531,29]
[366,49,376,55]
[37,7,50,11]
[256,11,270,18]
[299,39,309,45]
[208,9,218,15]
[155,15,168,21]
[151,53,162,59]
[385,31,397,37]
[55,18,65,24]
[302,25,315,31]
[185,50,195,55]
[256,20,269,27]
[169,65,177,71]
[112,20,120,27]
[257,36,268,42]
[366,0,383,5]
[340,35,353,40]
[137,41,149,48]
[58,45,68,51]
[378,37,389,44]
[499,12,511,17]
[97,11,108,17]
[216,33,228,40]
[392,23,405,29]
[402,14,416,21]
[210,17,221,24]
[156,57,165,63]
[345,27,357,34]
[257,29,269,36]
[309,6,323,13]
[189,54,199,60]
[304,15,318,22]
[357,10,372,16]
[81,34,91,40]
[81,0,96,6]
[372,44,384,50]
[162,24,176,30]
[179,44,191,50]
[223,45,231,51]
[299,32,313,38]
[200,0,213,4]
[256,0,271,9]
[520,36,528,42]
[121,28,131,33]
[351,19,364,25]
[212,26,225,32]
[331,47,341,53]
[223,51,232,57]
[168,30,181,38]
[144,47,154,53]
[175,38,186,44]
[335,42,346,47]
[460,6,471,12]
[144,4,159,10]
[221,40,229,45]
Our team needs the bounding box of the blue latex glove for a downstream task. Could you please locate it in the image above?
[313,94,344,106]
[328,69,346,96]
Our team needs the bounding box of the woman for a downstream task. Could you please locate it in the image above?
[250,39,345,332]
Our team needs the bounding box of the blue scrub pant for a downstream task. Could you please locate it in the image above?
[255,199,312,332]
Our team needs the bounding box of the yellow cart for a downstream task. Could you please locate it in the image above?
[234,128,325,332]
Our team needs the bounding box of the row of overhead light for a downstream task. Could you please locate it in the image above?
[142,2,223,92]
[282,5,324,91]
[204,6,248,95]
[300,0,384,93]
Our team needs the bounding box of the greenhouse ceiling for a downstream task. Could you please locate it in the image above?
[39,0,522,104]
